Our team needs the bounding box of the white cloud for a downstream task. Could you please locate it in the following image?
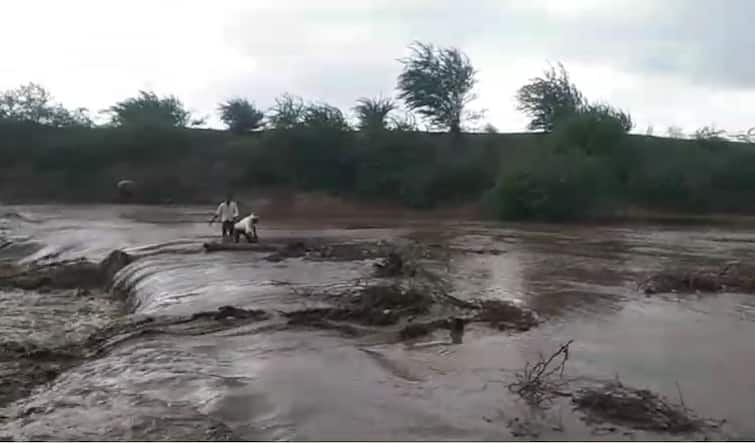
[0,0,752,133]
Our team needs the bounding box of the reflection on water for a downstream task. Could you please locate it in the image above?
[2,205,755,440]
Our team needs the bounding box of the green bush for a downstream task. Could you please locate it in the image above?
[3,120,755,220]
[484,148,617,221]
[623,138,755,214]
[258,127,356,191]
[551,106,629,156]
[352,132,496,209]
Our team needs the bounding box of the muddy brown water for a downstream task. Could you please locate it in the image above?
[2,204,755,440]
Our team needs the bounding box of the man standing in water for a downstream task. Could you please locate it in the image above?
[209,193,239,239]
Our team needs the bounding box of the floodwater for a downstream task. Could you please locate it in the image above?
[2,204,755,440]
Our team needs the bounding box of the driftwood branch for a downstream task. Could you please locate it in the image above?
[508,339,574,407]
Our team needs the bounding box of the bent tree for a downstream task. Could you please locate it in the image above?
[397,42,477,134]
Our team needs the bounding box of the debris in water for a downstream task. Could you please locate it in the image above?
[262,240,394,263]
[354,285,433,323]
[572,380,725,434]
[508,339,573,407]
[449,317,465,344]
[397,317,465,343]
[374,252,406,277]
[280,247,541,339]
[639,262,755,294]
[284,284,434,327]
[283,310,364,337]
[476,299,540,331]
[190,305,269,321]
[373,251,418,278]
[506,416,542,439]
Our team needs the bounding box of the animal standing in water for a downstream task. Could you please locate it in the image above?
[116,179,136,202]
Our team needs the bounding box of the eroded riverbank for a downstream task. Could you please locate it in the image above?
[1,205,755,440]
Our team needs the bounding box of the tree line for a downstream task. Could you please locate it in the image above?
[2,41,750,141]
[0,42,639,137]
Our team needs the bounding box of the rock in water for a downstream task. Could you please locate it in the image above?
[374,252,404,277]
[449,317,465,344]
[99,250,132,288]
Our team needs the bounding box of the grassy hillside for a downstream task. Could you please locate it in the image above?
[2,121,755,220]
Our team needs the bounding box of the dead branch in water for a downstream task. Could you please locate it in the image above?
[508,339,574,407]
[573,379,726,434]
[675,381,687,412]
[505,339,728,436]
[639,261,755,294]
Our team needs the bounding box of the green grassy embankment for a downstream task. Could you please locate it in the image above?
[2,122,754,221]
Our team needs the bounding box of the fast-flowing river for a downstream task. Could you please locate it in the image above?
[1,205,755,440]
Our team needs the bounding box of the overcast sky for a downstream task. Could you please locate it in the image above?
[1,0,753,133]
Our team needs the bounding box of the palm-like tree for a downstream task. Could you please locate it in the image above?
[354,96,396,133]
